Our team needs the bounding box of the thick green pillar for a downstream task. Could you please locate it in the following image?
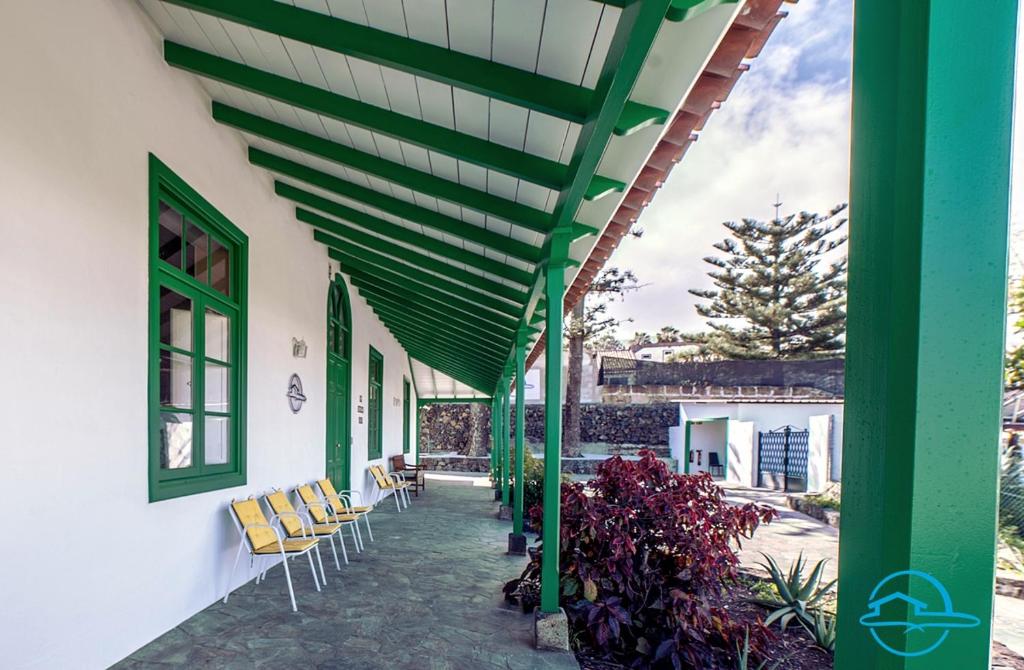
[835,2,1016,668]
[490,396,499,488]
[540,251,568,614]
[513,331,528,536]
[501,379,512,506]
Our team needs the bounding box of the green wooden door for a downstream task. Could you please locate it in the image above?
[326,278,351,490]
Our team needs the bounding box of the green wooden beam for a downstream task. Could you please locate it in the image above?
[327,246,523,316]
[381,328,504,379]
[256,162,540,264]
[213,103,554,233]
[352,278,516,345]
[834,1,1017,667]
[379,323,502,373]
[381,330,500,382]
[357,287,514,355]
[166,43,570,190]
[309,216,526,303]
[334,248,522,322]
[161,0,666,129]
[283,187,533,285]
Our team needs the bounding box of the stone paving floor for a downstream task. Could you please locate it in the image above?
[113,478,579,670]
[723,486,1024,659]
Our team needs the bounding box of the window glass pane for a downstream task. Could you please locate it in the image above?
[160,288,192,351]
[159,350,192,409]
[185,222,208,283]
[205,416,229,465]
[158,203,183,268]
[210,237,230,296]
[337,329,346,357]
[205,308,230,362]
[205,362,229,412]
[160,413,193,469]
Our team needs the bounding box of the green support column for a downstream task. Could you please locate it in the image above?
[540,233,571,615]
[501,379,512,507]
[511,329,529,548]
[490,396,499,491]
[835,2,1016,668]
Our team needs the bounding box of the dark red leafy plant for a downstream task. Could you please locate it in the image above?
[504,451,777,669]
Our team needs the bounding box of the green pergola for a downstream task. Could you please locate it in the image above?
[143,0,1017,666]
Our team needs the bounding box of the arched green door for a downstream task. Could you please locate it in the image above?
[326,276,351,490]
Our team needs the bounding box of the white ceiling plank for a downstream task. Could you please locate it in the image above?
[581,6,619,88]
[324,0,368,23]
[379,69,423,119]
[361,0,409,36]
[189,11,243,60]
[281,37,331,89]
[312,48,360,97]
[138,0,187,41]
[515,181,553,211]
[248,28,301,79]
[445,0,493,60]
[536,0,603,84]
[415,78,455,130]
[346,59,391,108]
[426,151,460,183]
[345,125,382,156]
[486,171,520,202]
[492,0,545,72]
[451,89,490,139]
[371,133,407,165]
[320,116,356,146]
[159,4,215,51]
[398,142,432,174]
[488,100,529,151]
[524,113,572,163]
[402,0,449,47]
[456,162,488,193]
[485,217,513,237]
[219,21,271,69]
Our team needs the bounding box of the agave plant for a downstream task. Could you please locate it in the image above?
[734,627,788,670]
[752,552,836,631]
[803,608,837,652]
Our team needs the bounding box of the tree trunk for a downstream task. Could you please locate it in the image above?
[563,298,585,458]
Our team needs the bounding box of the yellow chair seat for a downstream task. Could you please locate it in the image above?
[254,538,318,554]
[342,505,372,514]
[286,523,341,538]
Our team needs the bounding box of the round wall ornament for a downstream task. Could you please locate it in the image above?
[287,374,307,413]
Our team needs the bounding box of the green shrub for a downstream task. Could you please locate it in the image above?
[804,493,840,511]
[510,449,570,520]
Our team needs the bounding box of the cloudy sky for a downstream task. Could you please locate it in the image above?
[603,0,1023,341]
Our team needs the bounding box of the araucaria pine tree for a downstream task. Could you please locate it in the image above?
[689,204,848,359]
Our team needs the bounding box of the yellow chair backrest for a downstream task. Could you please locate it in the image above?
[266,490,302,537]
[317,478,339,499]
[296,484,328,523]
[369,465,391,489]
[231,499,277,551]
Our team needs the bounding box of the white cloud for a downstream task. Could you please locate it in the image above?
[604,0,854,339]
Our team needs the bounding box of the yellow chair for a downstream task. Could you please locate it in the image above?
[224,497,324,612]
[296,483,365,552]
[264,488,348,572]
[369,464,411,511]
[316,478,375,543]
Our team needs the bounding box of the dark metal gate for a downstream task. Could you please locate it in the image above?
[757,426,810,492]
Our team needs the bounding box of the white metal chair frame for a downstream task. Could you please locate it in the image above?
[370,465,412,511]
[302,484,365,553]
[265,488,348,572]
[223,496,326,613]
[334,488,375,542]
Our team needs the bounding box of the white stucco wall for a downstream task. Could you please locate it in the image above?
[679,402,844,487]
[0,2,416,667]
[726,420,756,487]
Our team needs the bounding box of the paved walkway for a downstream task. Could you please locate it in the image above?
[114,479,578,670]
[723,487,1024,659]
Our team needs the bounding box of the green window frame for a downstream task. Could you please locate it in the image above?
[368,346,383,460]
[148,154,248,502]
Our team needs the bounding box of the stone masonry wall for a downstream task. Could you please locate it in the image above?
[419,403,678,455]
